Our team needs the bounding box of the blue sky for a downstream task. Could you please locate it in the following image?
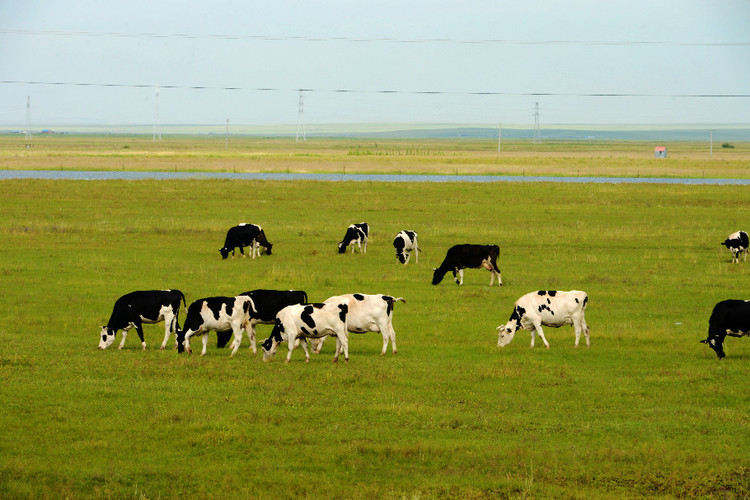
[1,0,748,126]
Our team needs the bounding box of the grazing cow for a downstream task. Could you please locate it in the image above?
[722,231,748,263]
[215,289,309,353]
[701,299,750,359]
[338,222,369,254]
[99,289,186,351]
[497,290,590,349]
[261,300,350,363]
[310,293,405,355]
[432,244,502,286]
[176,296,256,356]
[219,223,273,259]
[393,230,420,264]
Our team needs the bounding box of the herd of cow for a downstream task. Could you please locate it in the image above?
[98,224,750,361]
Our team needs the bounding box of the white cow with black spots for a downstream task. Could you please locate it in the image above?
[310,293,405,355]
[497,290,590,349]
[393,230,420,264]
[261,300,350,363]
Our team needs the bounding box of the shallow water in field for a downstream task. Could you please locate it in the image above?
[2,169,750,185]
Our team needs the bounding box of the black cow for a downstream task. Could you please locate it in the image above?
[176,296,256,356]
[393,230,420,264]
[338,222,369,254]
[216,289,309,353]
[701,299,750,359]
[99,289,186,350]
[722,231,749,263]
[219,223,273,259]
[431,244,502,286]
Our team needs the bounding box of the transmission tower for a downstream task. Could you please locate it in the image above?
[153,86,161,141]
[296,90,306,142]
[532,102,541,144]
[24,96,33,148]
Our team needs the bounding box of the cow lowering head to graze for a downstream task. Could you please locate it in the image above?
[497,290,589,349]
[393,230,420,264]
[722,231,748,263]
[309,293,405,355]
[431,244,502,286]
[701,299,750,359]
[176,296,256,356]
[99,289,186,351]
[219,223,273,259]
[261,300,349,363]
[338,222,369,254]
[215,289,308,353]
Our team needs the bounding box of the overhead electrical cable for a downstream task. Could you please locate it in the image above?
[1,29,749,47]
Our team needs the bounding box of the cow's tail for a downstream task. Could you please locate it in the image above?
[383,296,406,314]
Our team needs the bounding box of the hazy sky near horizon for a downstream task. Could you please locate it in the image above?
[1,0,748,127]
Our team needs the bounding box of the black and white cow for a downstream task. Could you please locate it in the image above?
[176,296,256,356]
[497,290,589,349]
[309,293,405,355]
[338,222,369,254]
[393,230,420,264]
[722,231,748,263]
[99,289,186,351]
[219,223,273,259]
[215,289,309,353]
[701,299,750,359]
[261,300,350,363]
[431,244,502,286]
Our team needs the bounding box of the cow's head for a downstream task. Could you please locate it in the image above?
[337,242,347,254]
[261,320,285,361]
[497,306,524,347]
[219,247,230,259]
[176,329,186,353]
[396,251,406,264]
[263,243,273,255]
[431,268,445,285]
[700,337,725,359]
[98,326,116,349]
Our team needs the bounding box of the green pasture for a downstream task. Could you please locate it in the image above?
[1,178,749,499]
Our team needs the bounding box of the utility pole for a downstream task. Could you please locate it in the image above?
[709,129,714,158]
[497,123,502,152]
[296,90,306,142]
[153,86,161,141]
[532,102,541,144]
[24,96,32,149]
[225,119,230,149]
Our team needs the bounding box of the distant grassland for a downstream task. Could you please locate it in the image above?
[1,134,750,178]
[1,174,749,499]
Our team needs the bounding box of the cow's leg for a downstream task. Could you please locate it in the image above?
[200,332,209,356]
[341,333,349,362]
[313,336,326,354]
[415,246,419,263]
[118,324,133,349]
[388,317,398,355]
[184,330,194,354]
[404,252,410,265]
[160,313,175,350]
[333,336,342,362]
[363,239,367,253]
[246,323,257,355]
[285,334,297,363]
[300,338,311,363]
[229,324,243,357]
[458,269,464,285]
[533,322,550,349]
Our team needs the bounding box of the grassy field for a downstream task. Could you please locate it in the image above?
[1,170,749,499]
[1,134,750,179]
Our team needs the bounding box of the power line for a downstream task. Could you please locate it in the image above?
[1,80,748,99]
[1,29,749,47]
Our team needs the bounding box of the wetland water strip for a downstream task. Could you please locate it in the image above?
[1,170,749,185]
